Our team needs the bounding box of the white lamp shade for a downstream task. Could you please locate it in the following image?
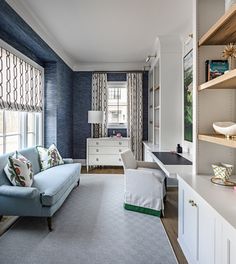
[88,111,104,124]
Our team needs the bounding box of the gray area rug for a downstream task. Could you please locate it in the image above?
[0,174,177,264]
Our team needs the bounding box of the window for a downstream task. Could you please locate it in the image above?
[0,110,42,154]
[107,82,127,128]
[0,40,44,154]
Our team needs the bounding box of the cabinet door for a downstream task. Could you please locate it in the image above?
[222,221,236,264]
[182,184,199,262]
[198,199,215,264]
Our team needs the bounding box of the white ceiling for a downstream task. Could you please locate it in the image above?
[7,0,193,70]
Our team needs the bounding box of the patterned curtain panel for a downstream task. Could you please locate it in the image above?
[0,46,43,112]
[127,73,143,160]
[92,73,108,138]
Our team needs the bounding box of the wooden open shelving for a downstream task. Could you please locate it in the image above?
[199,4,236,46]
[198,134,236,148]
[198,69,236,90]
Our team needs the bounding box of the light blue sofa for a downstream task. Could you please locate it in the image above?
[0,147,81,231]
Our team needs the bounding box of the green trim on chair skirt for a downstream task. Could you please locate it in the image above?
[124,203,161,217]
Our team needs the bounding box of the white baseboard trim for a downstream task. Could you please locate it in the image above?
[73,159,86,165]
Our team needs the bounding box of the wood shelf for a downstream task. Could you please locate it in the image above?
[199,4,236,46]
[198,134,236,148]
[198,69,236,90]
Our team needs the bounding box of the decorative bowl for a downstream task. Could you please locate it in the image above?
[212,163,233,181]
[213,122,236,137]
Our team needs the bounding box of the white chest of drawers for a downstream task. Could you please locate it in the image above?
[86,137,131,171]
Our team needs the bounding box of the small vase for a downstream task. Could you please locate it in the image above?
[228,56,236,70]
[225,0,236,11]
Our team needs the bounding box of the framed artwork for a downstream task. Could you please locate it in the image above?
[184,49,193,142]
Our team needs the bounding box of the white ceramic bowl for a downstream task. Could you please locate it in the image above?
[213,122,236,137]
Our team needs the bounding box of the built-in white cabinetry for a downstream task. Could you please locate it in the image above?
[178,175,236,264]
[147,36,183,151]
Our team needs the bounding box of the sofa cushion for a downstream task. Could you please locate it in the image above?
[37,144,64,171]
[4,151,34,187]
[33,163,80,206]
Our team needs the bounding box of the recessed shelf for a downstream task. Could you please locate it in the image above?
[198,69,236,90]
[198,134,236,148]
[199,4,236,46]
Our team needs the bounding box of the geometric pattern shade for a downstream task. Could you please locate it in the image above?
[0,46,43,112]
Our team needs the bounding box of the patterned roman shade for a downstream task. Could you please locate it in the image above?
[0,46,43,112]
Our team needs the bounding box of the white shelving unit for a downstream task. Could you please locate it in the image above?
[194,0,236,175]
[146,36,183,152]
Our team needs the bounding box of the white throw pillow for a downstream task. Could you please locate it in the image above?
[37,144,64,171]
[4,151,34,187]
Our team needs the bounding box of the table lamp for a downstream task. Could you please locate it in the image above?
[88,110,104,138]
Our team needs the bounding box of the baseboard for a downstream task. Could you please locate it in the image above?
[73,159,86,165]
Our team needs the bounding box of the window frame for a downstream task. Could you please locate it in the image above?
[0,39,44,153]
[0,110,43,154]
[107,81,128,129]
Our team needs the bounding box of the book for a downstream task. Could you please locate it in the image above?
[205,60,229,82]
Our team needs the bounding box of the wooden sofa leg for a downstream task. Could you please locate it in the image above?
[47,217,53,231]
[77,179,80,187]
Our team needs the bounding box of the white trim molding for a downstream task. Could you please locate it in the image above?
[6,0,75,69]
[73,62,144,72]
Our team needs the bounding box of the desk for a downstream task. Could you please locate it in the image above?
[143,141,192,178]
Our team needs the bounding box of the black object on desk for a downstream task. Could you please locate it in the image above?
[152,152,192,165]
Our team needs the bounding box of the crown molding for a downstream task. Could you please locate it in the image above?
[6,0,75,69]
[73,62,145,72]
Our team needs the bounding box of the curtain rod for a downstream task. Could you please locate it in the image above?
[92,70,145,74]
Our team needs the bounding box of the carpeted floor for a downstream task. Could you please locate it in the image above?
[0,174,177,264]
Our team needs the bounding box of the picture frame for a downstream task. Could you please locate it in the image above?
[184,49,193,142]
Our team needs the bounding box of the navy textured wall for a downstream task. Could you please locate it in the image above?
[73,72,92,159]
[0,0,73,157]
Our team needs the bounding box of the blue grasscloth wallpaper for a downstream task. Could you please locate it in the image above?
[0,0,73,157]
[0,0,148,159]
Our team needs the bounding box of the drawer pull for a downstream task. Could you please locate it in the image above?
[119,149,122,152]
[119,158,121,162]
[192,202,197,207]
[96,142,99,145]
[189,200,194,204]
[96,158,99,161]
[96,149,99,152]
[119,142,122,145]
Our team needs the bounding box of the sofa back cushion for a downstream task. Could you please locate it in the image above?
[0,147,41,186]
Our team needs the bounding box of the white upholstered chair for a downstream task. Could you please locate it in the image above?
[120,149,166,217]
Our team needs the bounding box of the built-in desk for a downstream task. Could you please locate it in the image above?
[143,141,193,178]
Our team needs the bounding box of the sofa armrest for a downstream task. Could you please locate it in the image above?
[63,158,73,164]
[0,185,39,199]
[137,161,160,169]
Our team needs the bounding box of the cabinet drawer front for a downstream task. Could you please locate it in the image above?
[88,155,122,165]
[88,140,129,147]
[88,147,128,155]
